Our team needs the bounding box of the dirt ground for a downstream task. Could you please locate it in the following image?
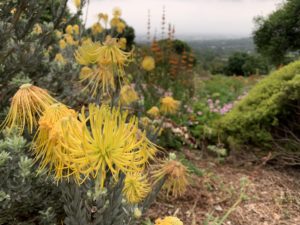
[147,149,300,225]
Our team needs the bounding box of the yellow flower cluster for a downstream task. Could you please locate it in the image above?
[75,36,132,96]
[155,216,183,225]
[1,83,160,205]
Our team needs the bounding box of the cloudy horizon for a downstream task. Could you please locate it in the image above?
[69,0,284,39]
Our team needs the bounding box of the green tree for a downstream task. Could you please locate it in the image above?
[253,0,300,65]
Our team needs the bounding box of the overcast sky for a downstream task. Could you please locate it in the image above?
[69,0,284,38]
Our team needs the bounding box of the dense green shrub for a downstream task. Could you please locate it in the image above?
[217,60,300,150]
[0,129,63,224]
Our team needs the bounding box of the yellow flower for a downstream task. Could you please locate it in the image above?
[91,22,103,35]
[123,172,150,204]
[32,104,78,180]
[54,53,66,64]
[1,84,57,134]
[118,37,127,50]
[33,24,42,34]
[141,56,155,71]
[98,36,132,74]
[110,17,120,27]
[133,207,142,219]
[155,216,183,225]
[64,34,75,45]
[152,159,189,197]
[73,0,81,9]
[160,96,180,114]
[55,30,62,39]
[65,25,73,34]
[79,65,115,96]
[73,24,80,35]
[75,42,102,65]
[119,85,139,105]
[61,104,156,186]
[147,106,160,117]
[112,7,122,18]
[81,37,93,45]
[59,39,67,49]
[116,21,126,33]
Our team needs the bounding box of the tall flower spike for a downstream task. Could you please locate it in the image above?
[152,159,189,197]
[1,84,57,134]
[75,42,103,65]
[123,172,150,204]
[155,216,183,225]
[61,104,157,186]
[160,96,180,115]
[33,104,82,181]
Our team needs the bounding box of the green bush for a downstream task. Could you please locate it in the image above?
[217,60,300,150]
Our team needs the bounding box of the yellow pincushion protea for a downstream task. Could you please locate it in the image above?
[59,39,67,49]
[73,0,81,9]
[147,106,160,117]
[116,21,126,33]
[75,42,102,65]
[33,104,79,180]
[65,25,73,35]
[160,96,180,114]
[54,53,66,64]
[79,65,115,96]
[98,36,132,74]
[152,159,189,197]
[141,56,155,71]
[91,22,103,35]
[73,24,80,35]
[155,216,183,225]
[119,85,139,105]
[123,172,150,204]
[33,24,42,34]
[60,104,156,186]
[1,84,57,134]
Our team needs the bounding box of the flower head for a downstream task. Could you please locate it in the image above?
[91,22,103,35]
[73,0,81,9]
[1,84,57,134]
[160,96,180,114]
[116,21,126,33]
[65,25,73,35]
[155,216,183,225]
[59,39,67,49]
[60,104,157,186]
[73,24,80,35]
[123,172,150,204]
[32,104,78,180]
[152,159,189,197]
[33,24,42,34]
[54,53,66,64]
[119,85,139,105]
[79,65,115,96]
[98,36,132,74]
[147,106,160,117]
[75,42,102,65]
[141,56,155,71]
